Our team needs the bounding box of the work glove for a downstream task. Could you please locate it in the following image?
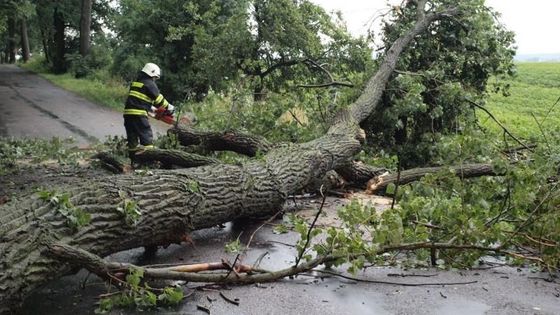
[166,104,175,115]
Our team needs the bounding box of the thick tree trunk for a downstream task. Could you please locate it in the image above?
[0,3,459,313]
[0,130,362,312]
[20,19,31,62]
[52,8,66,73]
[79,0,93,56]
[7,16,16,63]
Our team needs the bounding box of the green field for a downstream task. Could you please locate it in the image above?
[484,62,560,140]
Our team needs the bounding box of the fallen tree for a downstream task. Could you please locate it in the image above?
[0,2,462,313]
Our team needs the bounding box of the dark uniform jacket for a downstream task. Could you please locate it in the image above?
[124,72,169,116]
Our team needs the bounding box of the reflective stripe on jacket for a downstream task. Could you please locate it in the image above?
[124,72,170,116]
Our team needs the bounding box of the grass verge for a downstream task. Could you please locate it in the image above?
[19,57,127,111]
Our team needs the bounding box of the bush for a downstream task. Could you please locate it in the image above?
[67,46,113,79]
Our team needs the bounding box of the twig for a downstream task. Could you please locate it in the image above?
[531,112,551,154]
[501,144,537,154]
[466,99,534,152]
[48,240,537,289]
[485,183,512,227]
[540,96,560,125]
[297,82,354,88]
[197,304,211,314]
[268,240,296,248]
[226,211,282,278]
[412,221,443,230]
[387,273,438,277]
[506,182,558,241]
[295,186,327,267]
[313,269,477,287]
[391,153,401,209]
[246,211,283,250]
[252,251,270,270]
[219,292,239,306]
[297,59,354,89]
[98,291,122,299]
[288,110,305,127]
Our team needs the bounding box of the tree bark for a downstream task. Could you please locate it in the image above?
[7,15,16,63]
[79,0,93,56]
[336,161,388,186]
[366,163,497,193]
[52,8,66,73]
[168,126,273,157]
[135,148,221,168]
[19,19,31,63]
[0,4,460,313]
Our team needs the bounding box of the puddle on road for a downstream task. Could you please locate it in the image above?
[321,279,390,315]
[433,298,491,315]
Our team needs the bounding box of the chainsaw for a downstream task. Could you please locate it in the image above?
[149,106,191,126]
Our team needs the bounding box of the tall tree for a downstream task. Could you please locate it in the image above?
[79,0,92,56]
[112,0,371,101]
[16,1,36,63]
[19,18,29,62]
[6,15,15,63]
[51,6,66,72]
[363,0,515,166]
[34,0,110,73]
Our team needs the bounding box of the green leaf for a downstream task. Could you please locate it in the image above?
[225,238,241,254]
[159,287,184,305]
[386,183,396,195]
[273,224,289,234]
[95,297,114,314]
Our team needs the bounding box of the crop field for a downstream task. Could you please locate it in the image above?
[484,62,560,140]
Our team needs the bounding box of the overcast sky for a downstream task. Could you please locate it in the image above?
[311,0,560,55]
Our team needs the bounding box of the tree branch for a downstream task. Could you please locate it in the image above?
[47,240,530,288]
[467,99,534,152]
[135,148,220,168]
[168,126,273,157]
[367,163,497,193]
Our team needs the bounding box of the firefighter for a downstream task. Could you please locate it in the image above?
[123,62,174,164]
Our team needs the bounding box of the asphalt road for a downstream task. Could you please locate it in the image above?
[2,64,558,315]
[0,64,167,146]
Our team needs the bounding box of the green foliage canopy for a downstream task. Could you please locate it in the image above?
[364,0,516,166]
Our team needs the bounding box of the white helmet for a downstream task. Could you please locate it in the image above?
[141,63,161,79]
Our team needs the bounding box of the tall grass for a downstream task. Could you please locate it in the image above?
[484,63,560,140]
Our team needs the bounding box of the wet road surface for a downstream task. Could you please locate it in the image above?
[21,197,560,315]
